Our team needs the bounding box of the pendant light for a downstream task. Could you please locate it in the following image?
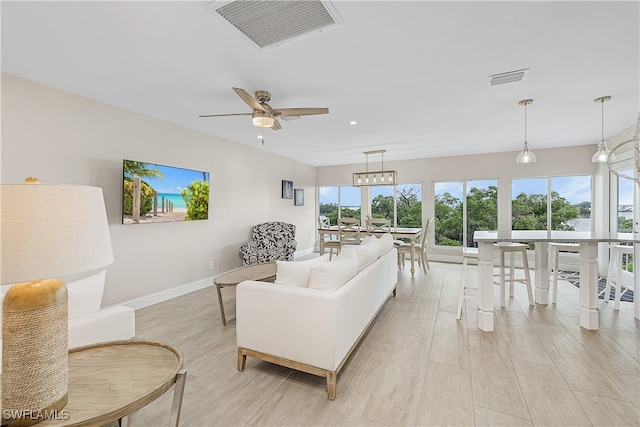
[592,96,614,163]
[516,99,536,164]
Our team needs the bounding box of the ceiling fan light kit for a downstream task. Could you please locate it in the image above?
[252,110,274,128]
[592,95,614,163]
[516,99,537,164]
[200,87,328,135]
[353,150,398,187]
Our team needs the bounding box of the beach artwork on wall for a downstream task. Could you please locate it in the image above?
[122,159,210,225]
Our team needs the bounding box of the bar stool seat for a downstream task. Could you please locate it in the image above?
[548,242,580,304]
[604,244,634,310]
[494,242,533,307]
[457,247,478,320]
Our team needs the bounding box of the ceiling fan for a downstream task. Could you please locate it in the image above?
[199,87,329,131]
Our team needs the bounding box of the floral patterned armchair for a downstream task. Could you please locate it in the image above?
[240,222,297,266]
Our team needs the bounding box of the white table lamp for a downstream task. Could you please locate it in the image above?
[1,178,113,426]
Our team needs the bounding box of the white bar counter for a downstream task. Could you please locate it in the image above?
[473,230,640,332]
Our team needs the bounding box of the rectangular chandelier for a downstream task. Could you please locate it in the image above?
[352,150,398,186]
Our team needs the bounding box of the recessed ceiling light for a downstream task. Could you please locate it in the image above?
[257,135,264,139]
[349,120,358,125]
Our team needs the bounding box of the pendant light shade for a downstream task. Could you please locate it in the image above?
[516,99,536,164]
[592,96,614,163]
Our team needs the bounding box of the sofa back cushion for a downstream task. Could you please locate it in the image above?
[378,233,395,255]
[308,254,358,291]
[66,270,106,319]
[351,239,380,272]
[275,254,330,287]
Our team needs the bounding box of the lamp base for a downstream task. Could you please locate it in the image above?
[2,278,68,427]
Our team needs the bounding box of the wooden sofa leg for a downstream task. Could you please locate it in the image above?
[327,371,337,400]
[393,287,397,297]
[237,348,247,371]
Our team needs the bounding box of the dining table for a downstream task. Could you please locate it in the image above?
[473,230,640,332]
[319,226,423,275]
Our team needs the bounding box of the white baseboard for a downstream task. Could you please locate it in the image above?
[114,247,314,311]
[115,277,214,311]
[295,247,315,259]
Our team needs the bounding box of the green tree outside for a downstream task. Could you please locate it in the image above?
[434,186,583,247]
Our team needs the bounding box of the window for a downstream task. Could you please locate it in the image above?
[318,185,361,225]
[511,176,591,231]
[465,180,498,246]
[370,186,394,223]
[551,176,591,231]
[396,183,422,227]
[340,186,361,221]
[617,168,634,233]
[434,182,463,246]
[614,168,634,274]
[512,178,547,230]
[369,183,422,227]
[435,180,498,247]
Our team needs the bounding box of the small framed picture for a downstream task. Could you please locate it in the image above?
[282,180,293,199]
[294,189,304,206]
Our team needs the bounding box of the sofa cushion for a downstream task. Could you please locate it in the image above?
[308,255,358,291]
[351,240,380,272]
[378,233,395,255]
[275,254,330,287]
[66,270,106,319]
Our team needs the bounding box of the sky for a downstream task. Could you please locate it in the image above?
[125,160,210,194]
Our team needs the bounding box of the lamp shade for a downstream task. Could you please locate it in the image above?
[0,182,114,284]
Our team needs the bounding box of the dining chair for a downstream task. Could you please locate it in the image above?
[397,218,432,274]
[365,218,391,235]
[548,242,579,304]
[337,217,361,246]
[493,242,533,307]
[318,215,341,259]
[457,247,479,320]
[603,244,635,310]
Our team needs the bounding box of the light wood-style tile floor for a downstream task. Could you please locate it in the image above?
[126,262,639,426]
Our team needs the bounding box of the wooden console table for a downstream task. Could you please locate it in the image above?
[37,340,186,427]
[213,262,277,326]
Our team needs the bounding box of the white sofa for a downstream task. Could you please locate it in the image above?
[236,234,398,399]
[1,270,136,358]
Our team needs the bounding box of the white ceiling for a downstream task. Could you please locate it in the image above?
[2,1,639,167]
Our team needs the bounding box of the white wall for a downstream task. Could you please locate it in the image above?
[1,74,317,306]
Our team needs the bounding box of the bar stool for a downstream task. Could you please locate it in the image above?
[548,242,580,304]
[604,244,634,310]
[494,242,534,307]
[456,247,478,320]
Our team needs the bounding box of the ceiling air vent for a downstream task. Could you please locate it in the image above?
[207,0,342,51]
[488,69,530,86]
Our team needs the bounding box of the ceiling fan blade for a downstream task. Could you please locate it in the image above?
[199,113,252,118]
[233,87,265,112]
[271,118,282,130]
[273,107,329,117]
